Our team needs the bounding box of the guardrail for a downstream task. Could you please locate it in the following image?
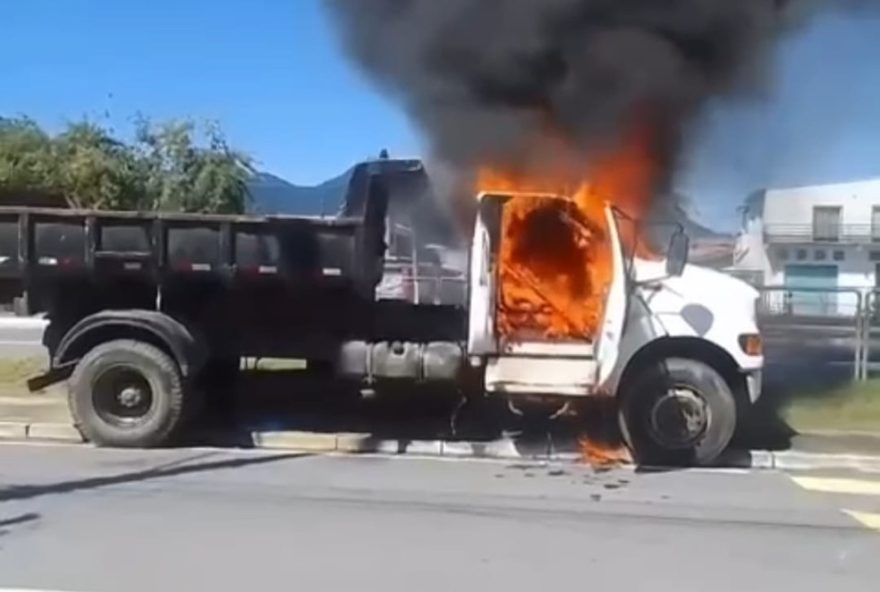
[764,223,880,244]
[403,274,467,305]
[757,287,866,380]
[754,286,880,381]
[377,265,467,306]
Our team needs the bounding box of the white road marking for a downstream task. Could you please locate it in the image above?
[843,510,880,532]
[791,476,880,533]
[0,589,82,592]
[791,476,880,496]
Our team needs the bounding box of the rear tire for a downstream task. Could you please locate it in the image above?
[69,339,188,448]
[618,357,737,467]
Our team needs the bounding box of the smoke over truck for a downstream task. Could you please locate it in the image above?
[6,158,762,466]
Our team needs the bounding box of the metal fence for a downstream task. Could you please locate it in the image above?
[376,262,467,306]
[755,286,880,382]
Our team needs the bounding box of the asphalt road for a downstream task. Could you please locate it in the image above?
[0,445,879,591]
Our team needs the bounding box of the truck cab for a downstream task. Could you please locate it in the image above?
[467,191,763,466]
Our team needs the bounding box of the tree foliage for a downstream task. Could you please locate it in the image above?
[0,116,253,213]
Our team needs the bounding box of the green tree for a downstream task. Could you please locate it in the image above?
[52,121,144,210]
[135,118,254,214]
[0,115,253,214]
[0,117,57,196]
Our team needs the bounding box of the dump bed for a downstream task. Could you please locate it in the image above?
[0,204,388,312]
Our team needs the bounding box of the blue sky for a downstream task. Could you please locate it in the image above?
[1,0,879,230]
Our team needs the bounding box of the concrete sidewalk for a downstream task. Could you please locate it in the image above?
[3,390,880,471]
[0,392,69,424]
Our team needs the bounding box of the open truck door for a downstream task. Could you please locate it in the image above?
[594,205,630,388]
[469,192,628,397]
[467,195,502,355]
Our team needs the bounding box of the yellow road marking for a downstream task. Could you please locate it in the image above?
[844,510,880,531]
[791,476,880,496]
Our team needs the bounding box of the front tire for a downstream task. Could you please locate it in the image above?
[69,340,188,448]
[618,357,737,467]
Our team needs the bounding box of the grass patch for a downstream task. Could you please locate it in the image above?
[0,357,47,393]
[784,380,880,432]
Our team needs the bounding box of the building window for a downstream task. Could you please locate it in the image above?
[796,249,808,261]
[777,248,789,261]
[833,250,845,262]
[815,250,827,261]
[871,251,880,262]
[813,206,842,242]
[872,207,880,242]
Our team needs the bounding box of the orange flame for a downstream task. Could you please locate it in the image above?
[476,125,659,343]
[579,436,633,470]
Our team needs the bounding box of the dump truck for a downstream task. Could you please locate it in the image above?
[0,158,763,466]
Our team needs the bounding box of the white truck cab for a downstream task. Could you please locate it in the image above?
[467,191,764,466]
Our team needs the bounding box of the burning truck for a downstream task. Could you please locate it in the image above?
[4,0,798,465]
[315,0,806,463]
[5,154,762,466]
[467,191,764,465]
[462,148,764,465]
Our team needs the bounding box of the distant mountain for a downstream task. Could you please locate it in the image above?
[650,198,729,241]
[246,170,352,216]
[672,205,729,240]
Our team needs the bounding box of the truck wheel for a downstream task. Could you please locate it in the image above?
[69,340,188,448]
[618,357,736,467]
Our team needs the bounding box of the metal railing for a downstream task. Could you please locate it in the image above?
[402,274,467,305]
[377,260,467,306]
[764,223,880,244]
[757,287,866,380]
[754,286,880,381]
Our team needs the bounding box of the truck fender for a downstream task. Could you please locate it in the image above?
[615,336,750,413]
[52,310,208,378]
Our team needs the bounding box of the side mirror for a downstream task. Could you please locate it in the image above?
[666,230,690,277]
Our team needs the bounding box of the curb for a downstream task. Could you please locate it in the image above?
[0,316,49,331]
[3,422,880,472]
[772,450,880,473]
[0,422,85,443]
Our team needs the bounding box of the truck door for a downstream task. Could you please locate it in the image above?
[467,195,503,355]
[596,206,630,386]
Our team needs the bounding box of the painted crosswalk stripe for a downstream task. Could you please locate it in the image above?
[844,510,880,532]
[791,476,880,496]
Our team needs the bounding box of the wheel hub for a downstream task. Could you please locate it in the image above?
[118,386,145,408]
[93,367,154,426]
[649,387,709,449]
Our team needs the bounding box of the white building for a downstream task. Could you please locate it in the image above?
[733,178,880,316]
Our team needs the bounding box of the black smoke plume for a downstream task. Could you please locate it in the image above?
[326,0,807,189]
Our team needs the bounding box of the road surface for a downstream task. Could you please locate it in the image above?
[0,444,879,591]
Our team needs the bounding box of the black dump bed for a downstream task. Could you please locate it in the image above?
[0,192,388,313]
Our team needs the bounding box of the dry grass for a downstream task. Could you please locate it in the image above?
[784,381,880,432]
[0,357,49,397]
